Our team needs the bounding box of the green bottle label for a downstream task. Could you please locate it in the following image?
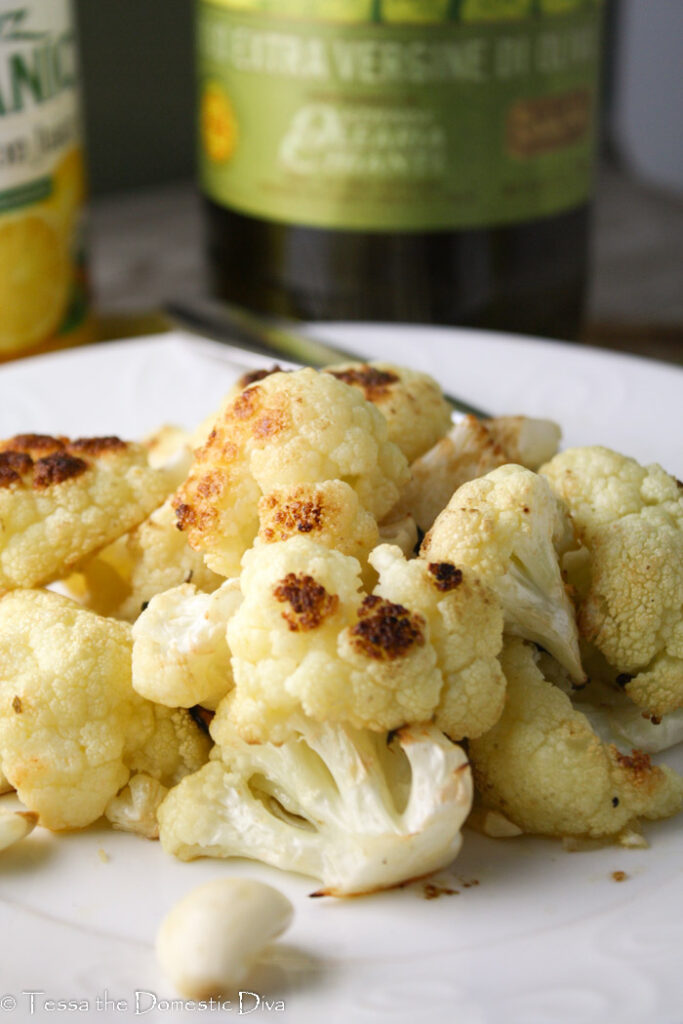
[197,0,603,231]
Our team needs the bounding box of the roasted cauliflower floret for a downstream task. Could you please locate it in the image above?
[422,464,584,682]
[158,715,472,897]
[324,362,452,463]
[0,589,151,829]
[369,545,505,740]
[470,639,683,841]
[191,365,289,451]
[542,446,683,718]
[225,539,414,742]
[132,579,241,709]
[225,537,503,744]
[542,445,682,533]
[257,480,380,571]
[394,414,561,532]
[0,433,172,591]
[0,589,209,830]
[173,368,409,577]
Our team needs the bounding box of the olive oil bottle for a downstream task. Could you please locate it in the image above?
[197,0,603,340]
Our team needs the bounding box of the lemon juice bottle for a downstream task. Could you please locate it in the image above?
[0,0,90,362]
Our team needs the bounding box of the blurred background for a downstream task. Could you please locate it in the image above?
[76,0,682,362]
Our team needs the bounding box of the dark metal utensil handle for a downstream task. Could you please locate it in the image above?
[165,298,490,419]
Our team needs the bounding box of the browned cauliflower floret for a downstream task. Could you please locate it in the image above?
[324,362,452,463]
[0,590,209,830]
[257,480,380,572]
[173,369,409,577]
[470,639,683,841]
[369,545,505,740]
[223,536,503,744]
[394,414,561,531]
[0,589,150,829]
[542,446,683,718]
[0,433,172,591]
[191,365,288,450]
[422,464,584,682]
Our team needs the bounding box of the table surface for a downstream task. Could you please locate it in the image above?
[88,163,683,366]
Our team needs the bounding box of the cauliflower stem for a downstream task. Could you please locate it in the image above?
[158,715,472,896]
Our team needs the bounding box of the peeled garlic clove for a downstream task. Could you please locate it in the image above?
[0,810,38,852]
[156,878,293,1000]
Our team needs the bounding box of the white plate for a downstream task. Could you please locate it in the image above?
[0,327,681,1024]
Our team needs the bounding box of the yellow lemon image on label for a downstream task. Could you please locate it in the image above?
[50,146,87,238]
[461,0,532,21]
[382,0,451,22]
[201,82,239,164]
[0,214,70,355]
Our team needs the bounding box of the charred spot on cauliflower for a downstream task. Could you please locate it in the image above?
[427,562,464,592]
[350,596,425,661]
[327,365,399,399]
[273,572,339,632]
[261,492,324,537]
[32,452,88,488]
[0,451,34,486]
